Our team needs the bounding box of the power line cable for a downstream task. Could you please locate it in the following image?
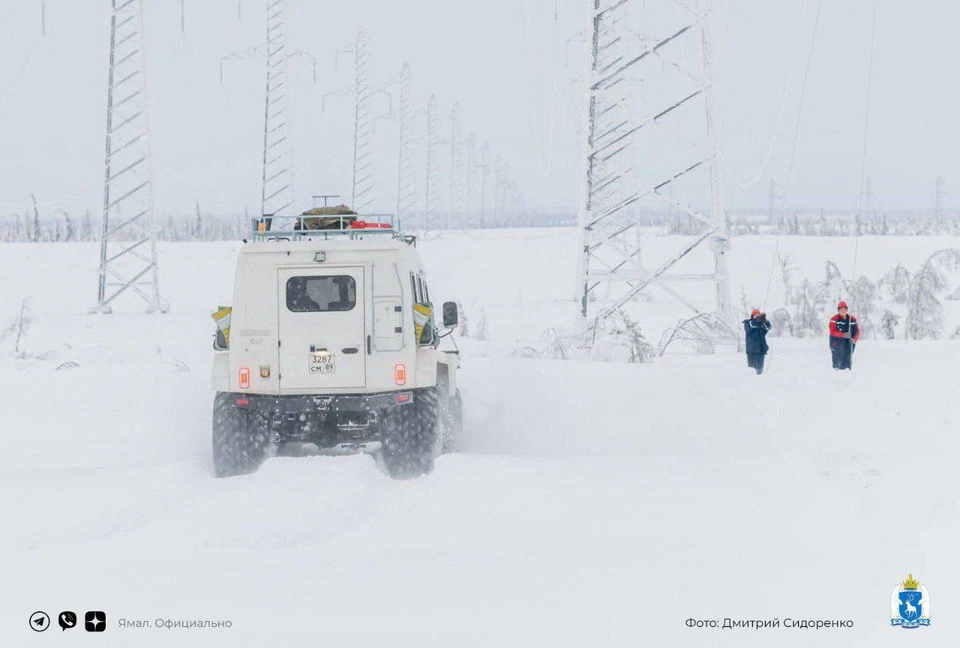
[762,0,822,306]
[722,0,811,189]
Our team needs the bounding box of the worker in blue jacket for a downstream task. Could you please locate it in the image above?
[743,308,772,375]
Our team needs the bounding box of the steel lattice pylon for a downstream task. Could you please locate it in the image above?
[577,0,732,333]
[448,102,464,230]
[478,141,490,229]
[92,0,168,315]
[261,0,294,217]
[221,0,316,219]
[396,63,417,231]
[351,30,375,213]
[465,132,477,224]
[423,94,441,233]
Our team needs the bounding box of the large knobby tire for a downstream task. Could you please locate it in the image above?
[212,393,271,478]
[441,389,464,453]
[380,387,440,479]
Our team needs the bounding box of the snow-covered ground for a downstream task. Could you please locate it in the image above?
[1,230,958,646]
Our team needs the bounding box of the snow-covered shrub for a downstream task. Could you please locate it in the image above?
[657,312,733,357]
[824,260,843,284]
[768,308,793,338]
[905,248,960,340]
[589,310,654,364]
[539,328,568,360]
[880,310,900,340]
[1,298,34,358]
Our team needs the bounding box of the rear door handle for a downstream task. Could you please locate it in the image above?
[342,347,359,355]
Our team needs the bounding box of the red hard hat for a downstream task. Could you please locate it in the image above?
[751,308,761,317]
[838,301,848,310]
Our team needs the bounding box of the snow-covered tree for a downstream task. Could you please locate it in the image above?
[62,211,75,241]
[455,300,468,338]
[905,248,960,340]
[778,254,796,304]
[793,278,828,335]
[878,263,912,303]
[475,306,489,341]
[82,210,94,241]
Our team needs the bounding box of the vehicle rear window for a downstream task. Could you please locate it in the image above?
[286,276,356,312]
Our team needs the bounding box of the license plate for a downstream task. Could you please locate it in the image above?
[309,351,336,374]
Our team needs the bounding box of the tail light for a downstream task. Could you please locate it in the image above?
[396,392,412,404]
[394,363,407,386]
[235,397,250,407]
[238,367,251,389]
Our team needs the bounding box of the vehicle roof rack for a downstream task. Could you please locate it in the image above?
[250,213,416,246]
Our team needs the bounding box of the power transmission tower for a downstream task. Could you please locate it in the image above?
[449,102,464,230]
[221,0,316,219]
[424,94,442,233]
[479,142,490,230]
[466,132,477,226]
[396,63,417,232]
[576,0,732,335]
[351,30,375,212]
[325,30,389,213]
[260,0,294,218]
[92,0,167,315]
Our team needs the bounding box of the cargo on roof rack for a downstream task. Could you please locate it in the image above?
[251,211,415,245]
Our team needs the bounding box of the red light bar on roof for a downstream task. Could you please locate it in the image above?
[349,220,392,230]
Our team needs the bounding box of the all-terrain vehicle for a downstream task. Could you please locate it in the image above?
[210,209,463,479]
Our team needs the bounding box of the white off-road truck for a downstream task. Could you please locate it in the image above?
[210,211,463,479]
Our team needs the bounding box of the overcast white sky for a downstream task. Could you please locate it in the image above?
[0,0,957,217]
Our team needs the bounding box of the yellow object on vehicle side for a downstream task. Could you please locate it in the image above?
[413,303,434,345]
[212,306,232,348]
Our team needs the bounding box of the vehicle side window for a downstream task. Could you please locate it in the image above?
[286,276,356,312]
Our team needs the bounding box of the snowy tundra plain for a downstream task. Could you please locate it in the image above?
[1,229,958,647]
